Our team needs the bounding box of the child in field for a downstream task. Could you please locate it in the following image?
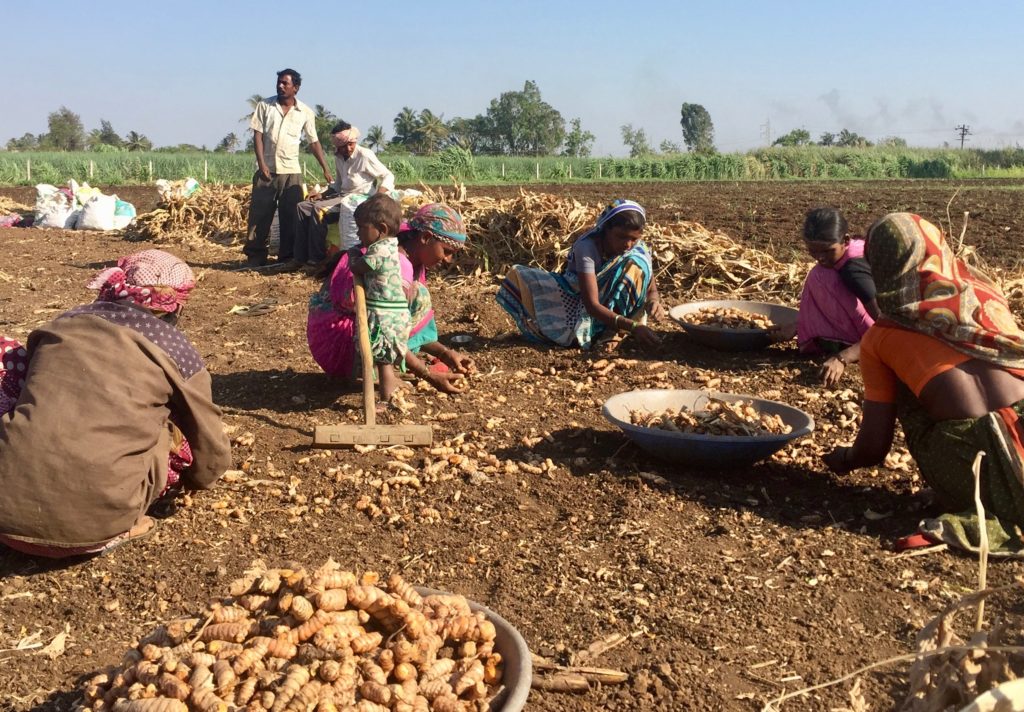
[347,194,409,403]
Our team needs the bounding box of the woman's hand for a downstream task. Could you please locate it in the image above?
[440,348,476,374]
[823,446,854,473]
[425,371,468,394]
[821,356,846,387]
[633,324,662,349]
[647,300,666,322]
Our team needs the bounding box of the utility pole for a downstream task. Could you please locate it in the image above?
[955,124,972,149]
[760,118,772,145]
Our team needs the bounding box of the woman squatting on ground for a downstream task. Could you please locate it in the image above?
[824,213,1024,545]
[0,249,231,558]
[307,202,476,395]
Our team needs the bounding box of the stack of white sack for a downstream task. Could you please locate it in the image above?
[33,180,136,231]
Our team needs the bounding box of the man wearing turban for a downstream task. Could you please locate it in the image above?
[283,121,395,273]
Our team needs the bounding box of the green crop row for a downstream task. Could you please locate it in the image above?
[1,147,1022,187]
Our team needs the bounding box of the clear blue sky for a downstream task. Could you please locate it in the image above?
[5,0,1022,155]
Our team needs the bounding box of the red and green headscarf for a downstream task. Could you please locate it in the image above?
[866,212,1024,367]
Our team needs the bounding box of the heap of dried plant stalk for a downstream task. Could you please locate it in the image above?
[0,196,33,215]
[423,185,807,302]
[122,185,250,246]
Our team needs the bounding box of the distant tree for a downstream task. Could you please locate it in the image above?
[215,132,239,153]
[6,133,38,151]
[446,116,494,153]
[87,119,123,150]
[389,108,449,154]
[153,144,208,153]
[240,93,264,124]
[312,104,337,147]
[679,103,715,152]
[392,107,420,149]
[659,140,682,154]
[416,110,449,155]
[124,131,153,152]
[364,125,386,151]
[41,106,86,151]
[818,132,836,146]
[772,128,812,147]
[475,80,565,156]
[562,118,595,157]
[879,135,908,148]
[836,128,872,147]
[620,124,652,158]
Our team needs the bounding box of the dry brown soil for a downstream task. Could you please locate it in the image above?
[1,180,1023,711]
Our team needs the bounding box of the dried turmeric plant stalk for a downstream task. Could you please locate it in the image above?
[123,185,250,246]
[900,584,1022,712]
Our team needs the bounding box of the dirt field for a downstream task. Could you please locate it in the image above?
[1,180,1023,711]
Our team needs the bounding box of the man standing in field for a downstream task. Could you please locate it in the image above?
[242,68,333,269]
[282,122,396,273]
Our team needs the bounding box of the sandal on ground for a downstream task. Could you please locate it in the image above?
[893,532,943,551]
[228,298,279,317]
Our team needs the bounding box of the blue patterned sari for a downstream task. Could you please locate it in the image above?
[496,236,652,349]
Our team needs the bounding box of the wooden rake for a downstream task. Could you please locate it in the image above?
[313,277,433,448]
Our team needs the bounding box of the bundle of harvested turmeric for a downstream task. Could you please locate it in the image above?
[78,560,504,711]
[630,398,791,437]
[681,307,774,330]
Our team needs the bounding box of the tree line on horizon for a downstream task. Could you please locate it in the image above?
[5,81,922,157]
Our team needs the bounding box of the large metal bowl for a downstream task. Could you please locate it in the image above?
[602,389,814,468]
[670,300,799,351]
[416,587,531,712]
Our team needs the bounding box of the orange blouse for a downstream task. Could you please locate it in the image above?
[860,323,1024,402]
[860,324,973,403]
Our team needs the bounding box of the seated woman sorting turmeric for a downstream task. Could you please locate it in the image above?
[824,213,1024,533]
[772,207,880,386]
[496,199,663,350]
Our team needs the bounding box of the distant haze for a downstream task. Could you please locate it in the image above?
[4,0,1021,155]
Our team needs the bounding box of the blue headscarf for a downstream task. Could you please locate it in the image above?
[595,199,646,231]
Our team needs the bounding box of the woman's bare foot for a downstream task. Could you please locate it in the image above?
[127,515,156,539]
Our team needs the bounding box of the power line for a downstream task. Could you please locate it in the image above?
[759,118,771,145]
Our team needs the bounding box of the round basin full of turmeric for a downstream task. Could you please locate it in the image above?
[603,389,814,468]
[670,299,798,351]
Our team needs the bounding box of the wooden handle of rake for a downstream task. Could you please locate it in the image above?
[354,277,375,427]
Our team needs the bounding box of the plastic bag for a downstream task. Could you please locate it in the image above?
[155,178,200,202]
[337,193,371,251]
[111,199,136,230]
[74,181,102,208]
[34,184,74,229]
[77,194,118,231]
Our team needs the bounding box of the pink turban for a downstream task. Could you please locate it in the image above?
[88,249,196,313]
[335,126,361,143]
